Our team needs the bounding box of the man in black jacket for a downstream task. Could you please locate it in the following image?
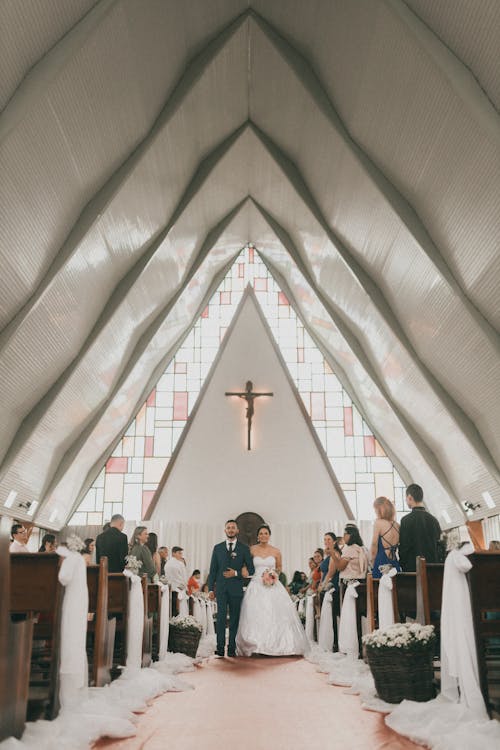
[96,514,128,572]
[399,484,442,572]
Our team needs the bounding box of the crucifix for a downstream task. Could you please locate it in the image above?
[225,380,274,450]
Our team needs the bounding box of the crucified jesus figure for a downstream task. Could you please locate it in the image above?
[225,380,274,450]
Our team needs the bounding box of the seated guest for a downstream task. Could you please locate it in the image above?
[201,581,209,593]
[165,546,188,614]
[10,523,32,553]
[187,569,201,595]
[96,514,128,572]
[38,533,57,552]
[158,546,169,575]
[370,496,401,578]
[146,532,161,575]
[489,540,500,551]
[129,527,157,582]
[81,538,95,565]
[288,570,304,595]
[399,483,441,571]
[336,524,368,581]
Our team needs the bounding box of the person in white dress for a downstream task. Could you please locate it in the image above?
[236,524,308,657]
[164,546,189,615]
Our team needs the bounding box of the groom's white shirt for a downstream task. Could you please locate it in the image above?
[164,557,188,591]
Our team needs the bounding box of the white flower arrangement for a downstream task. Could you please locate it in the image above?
[363,622,435,651]
[125,555,143,576]
[170,614,203,632]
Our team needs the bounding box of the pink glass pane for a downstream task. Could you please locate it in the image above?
[278,292,289,306]
[201,306,209,319]
[220,291,231,305]
[254,277,267,291]
[311,392,325,420]
[175,362,187,374]
[297,347,305,363]
[105,457,128,473]
[145,436,154,457]
[173,392,188,420]
[142,490,155,518]
[146,389,156,407]
[238,263,245,278]
[364,436,376,456]
[248,246,254,263]
[344,407,353,436]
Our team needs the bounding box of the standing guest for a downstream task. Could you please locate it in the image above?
[370,496,401,578]
[95,514,128,573]
[81,538,95,565]
[288,571,305,595]
[158,546,169,576]
[187,569,201,595]
[399,484,441,572]
[128,527,157,582]
[165,546,188,614]
[318,533,343,651]
[488,540,500,551]
[38,533,57,552]
[10,524,32,553]
[336,525,368,581]
[311,549,323,591]
[146,532,161,575]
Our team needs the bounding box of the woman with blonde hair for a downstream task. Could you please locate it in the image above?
[128,526,157,582]
[370,496,401,578]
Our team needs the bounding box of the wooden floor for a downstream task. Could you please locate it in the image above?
[95,655,421,750]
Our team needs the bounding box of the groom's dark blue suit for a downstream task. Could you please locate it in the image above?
[208,539,254,655]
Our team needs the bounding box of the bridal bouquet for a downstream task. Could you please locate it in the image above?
[124,555,143,576]
[262,568,279,587]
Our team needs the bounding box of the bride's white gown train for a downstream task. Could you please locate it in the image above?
[236,555,308,656]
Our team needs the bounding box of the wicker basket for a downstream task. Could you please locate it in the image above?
[168,625,202,658]
[366,644,435,703]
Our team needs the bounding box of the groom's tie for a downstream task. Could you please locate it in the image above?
[228,542,233,555]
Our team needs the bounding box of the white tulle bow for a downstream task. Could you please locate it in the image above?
[158,583,170,661]
[305,594,315,642]
[123,569,144,671]
[318,589,334,651]
[56,546,89,708]
[378,567,397,631]
[441,543,487,718]
[338,581,359,658]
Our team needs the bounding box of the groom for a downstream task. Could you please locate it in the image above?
[208,519,254,657]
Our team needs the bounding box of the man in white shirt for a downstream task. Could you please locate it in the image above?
[10,523,32,553]
[164,546,188,614]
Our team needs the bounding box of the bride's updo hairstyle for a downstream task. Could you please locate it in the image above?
[257,524,271,538]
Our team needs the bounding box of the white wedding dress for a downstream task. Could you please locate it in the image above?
[236,555,308,657]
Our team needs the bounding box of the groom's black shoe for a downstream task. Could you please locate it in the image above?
[215,649,225,657]
[227,650,236,657]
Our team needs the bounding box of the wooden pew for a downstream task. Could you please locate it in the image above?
[467,552,500,717]
[141,576,153,668]
[86,558,114,686]
[9,552,63,721]
[107,573,129,676]
[366,573,398,632]
[0,530,34,741]
[416,557,444,632]
[148,584,162,662]
[393,572,416,622]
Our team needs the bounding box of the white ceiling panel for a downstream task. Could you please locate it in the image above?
[1,1,499,528]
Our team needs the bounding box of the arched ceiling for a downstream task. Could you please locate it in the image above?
[1,0,499,530]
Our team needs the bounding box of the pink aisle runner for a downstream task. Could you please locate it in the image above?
[95,656,421,750]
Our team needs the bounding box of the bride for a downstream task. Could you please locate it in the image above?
[236,524,308,657]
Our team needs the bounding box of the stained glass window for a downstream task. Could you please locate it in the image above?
[70,245,405,525]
